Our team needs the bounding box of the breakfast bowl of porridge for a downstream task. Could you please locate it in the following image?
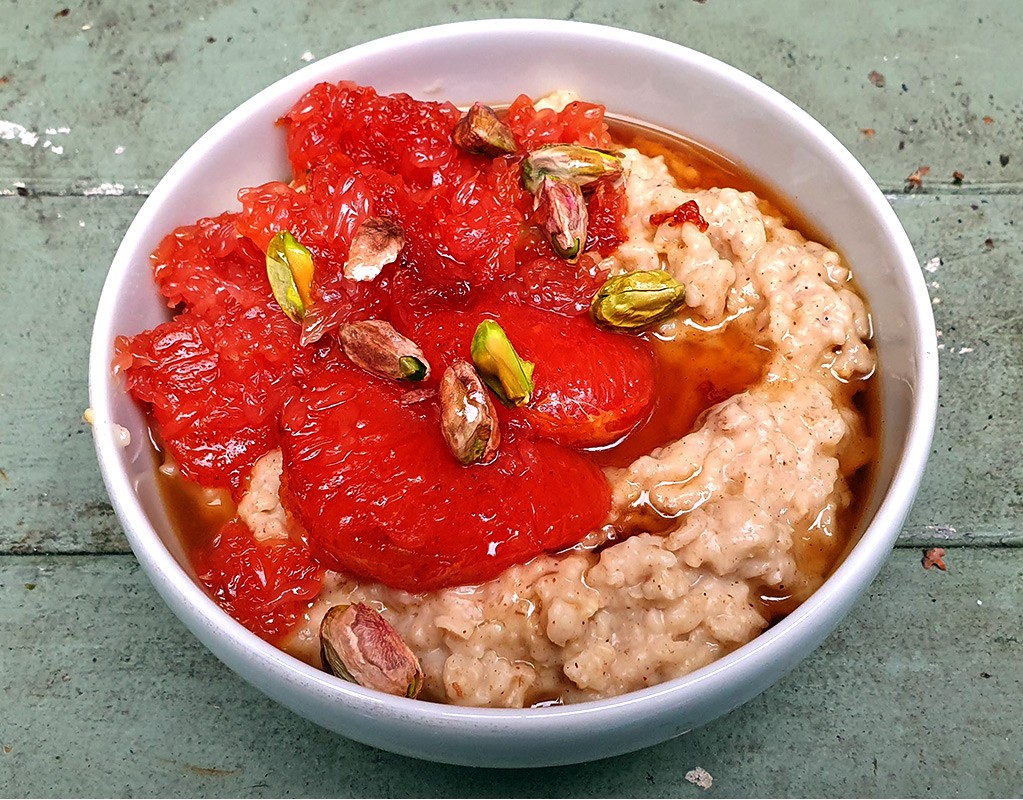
[88,20,938,766]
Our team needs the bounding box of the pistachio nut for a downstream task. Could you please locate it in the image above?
[521,144,623,194]
[440,360,501,465]
[470,319,535,407]
[589,270,687,331]
[320,603,424,699]
[266,230,315,323]
[339,320,430,382]
[343,217,405,282]
[453,102,517,156]
[534,176,588,263]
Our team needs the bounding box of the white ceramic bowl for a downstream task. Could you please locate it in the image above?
[89,19,938,767]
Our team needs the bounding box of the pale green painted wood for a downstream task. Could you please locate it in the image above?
[895,193,1023,547]
[0,0,1020,194]
[0,196,139,554]
[0,549,1019,797]
[1,0,1021,795]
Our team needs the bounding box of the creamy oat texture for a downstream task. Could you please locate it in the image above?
[245,121,876,707]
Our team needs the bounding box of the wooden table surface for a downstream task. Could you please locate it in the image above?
[1,1,1020,796]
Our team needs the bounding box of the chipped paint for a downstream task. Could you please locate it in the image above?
[1,121,68,154]
[923,524,959,539]
[83,182,125,196]
[1,120,39,147]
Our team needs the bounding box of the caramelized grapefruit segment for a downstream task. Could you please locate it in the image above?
[116,307,299,491]
[151,212,268,317]
[278,366,611,591]
[193,519,324,642]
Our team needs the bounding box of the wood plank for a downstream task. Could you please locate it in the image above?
[894,192,1023,548]
[0,0,1020,193]
[0,196,142,554]
[1,191,1020,552]
[0,548,1018,796]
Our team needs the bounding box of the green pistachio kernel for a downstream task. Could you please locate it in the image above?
[266,230,315,323]
[397,355,429,382]
[589,270,687,331]
[470,320,535,407]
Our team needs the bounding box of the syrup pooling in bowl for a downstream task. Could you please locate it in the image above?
[603,116,880,621]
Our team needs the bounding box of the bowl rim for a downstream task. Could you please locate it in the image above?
[89,18,938,727]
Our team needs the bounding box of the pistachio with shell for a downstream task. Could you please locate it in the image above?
[533,176,588,263]
[320,603,424,699]
[266,230,316,324]
[343,216,405,282]
[440,359,501,465]
[453,102,518,156]
[339,319,430,382]
[470,320,535,408]
[521,144,623,194]
[589,270,687,331]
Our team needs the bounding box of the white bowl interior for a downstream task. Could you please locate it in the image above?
[90,20,937,767]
